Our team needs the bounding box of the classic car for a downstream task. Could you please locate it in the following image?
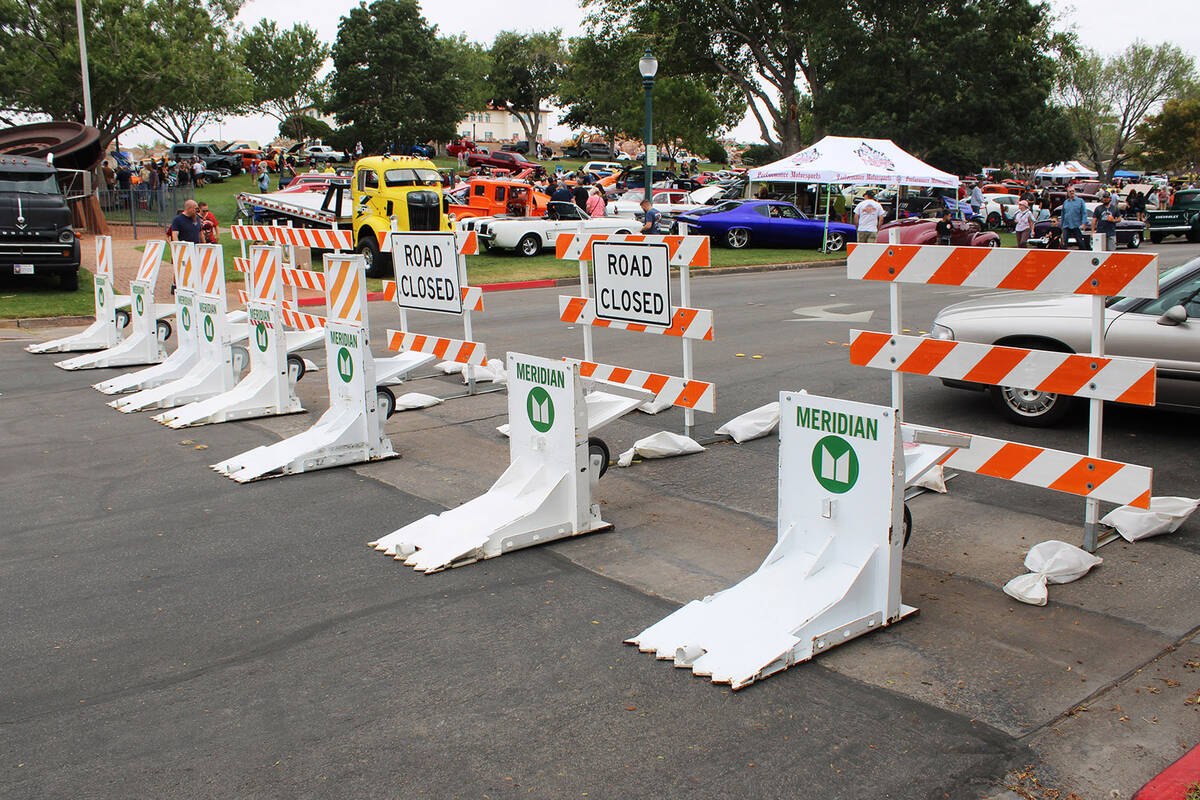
[466,149,540,172]
[457,201,637,256]
[446,138,478,157]
[606,186,726,218]
[580,161,624,177]
[875,215,1001,247]
[448,177,550,220]
[929,258,1200,425]
[300,145,347,163]
[1145,189,1200,244]
[1027,216,1145,249]
[980,193,1036,229]
[676,199,858,251]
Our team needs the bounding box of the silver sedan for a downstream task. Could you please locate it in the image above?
[930,259,1200,425]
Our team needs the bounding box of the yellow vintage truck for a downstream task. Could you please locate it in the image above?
[235,155,451,277]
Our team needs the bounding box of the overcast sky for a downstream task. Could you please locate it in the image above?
[125,0,1199,148]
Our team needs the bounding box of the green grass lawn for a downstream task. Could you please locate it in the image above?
[0,269,94,319]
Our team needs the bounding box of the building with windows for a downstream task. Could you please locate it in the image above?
[458,104,551,143]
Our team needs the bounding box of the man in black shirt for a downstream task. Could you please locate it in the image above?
[935,210,953,245]
[572,182,590,210]
[168,199,203,243]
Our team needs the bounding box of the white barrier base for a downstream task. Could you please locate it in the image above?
[54,331,165,371]
[95,345,200,395]
[376,351,436,385]
[109,358,235,413]
[368,456,610,573]
[627,527,917,690]
[26,317,119,354]
[152,369,303,428]
[210,404,396,482]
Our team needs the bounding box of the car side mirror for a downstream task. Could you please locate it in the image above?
[1157,305,1188,326]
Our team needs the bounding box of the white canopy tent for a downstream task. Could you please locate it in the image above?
[746,136,959,249]
[1033,160,1098,180]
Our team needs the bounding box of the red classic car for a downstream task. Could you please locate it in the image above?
[876,216,1001,247]
[447,138,478,157]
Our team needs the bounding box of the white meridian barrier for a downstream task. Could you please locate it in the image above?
[155,244,303,428]
[369,352,610,572]
[212,253,397,482]
[27,235,121,354]
[97,241,203,397]
[628,392,913,690]
[56,240,169,371]
[119,244,240,412]
[554,231,715,436]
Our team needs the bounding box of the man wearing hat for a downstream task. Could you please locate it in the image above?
[1014,199,1035,248]
[1091,190,1122,251]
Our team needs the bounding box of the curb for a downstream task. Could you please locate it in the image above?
[1132,742,1200,800]
[0,315,95,330]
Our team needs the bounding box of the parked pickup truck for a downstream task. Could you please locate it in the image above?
[1145,190,1200,244]
[0,155,80,290]
[169,142,242,176]
[465,149,541,173]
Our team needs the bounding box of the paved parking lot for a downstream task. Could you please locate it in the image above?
[3,246,1197,798]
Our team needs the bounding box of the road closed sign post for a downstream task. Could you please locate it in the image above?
[388,232,463,314]
[592,241,671,327]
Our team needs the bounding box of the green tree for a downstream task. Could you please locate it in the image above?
[240,21,329,143]
[1059,41,1196,181]
[281,114,334,143]
[326,0,464,151]
[1137,97,1200,173]
[144,35,250,143]
[486,30,564,147]
[442,34,491,118]
[0,0,242,150]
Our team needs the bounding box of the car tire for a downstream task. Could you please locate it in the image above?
[358,234,390,278]
[1188,229,1200,243]
[986,212,1002,229]
[726,228,750,249]
[1127,231,1141,249]
[984,237,1000,247]
[580,150,590,160]
[1150,232,1164,244]
[825,231,847,252]
[517,234,541,257]
[988,385,1073,427]
[60,270,79,292]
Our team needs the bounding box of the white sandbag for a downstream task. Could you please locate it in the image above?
[1003,540,1103,606]
[497,422,510,437]
[913,464,947,493]
[1100,496,1199,542]
[435,360,465,374]
[395,392,443,411]
[617,431,704,467]
[463,358,506,385]
[715,402,780,443]
[637,393,674,415]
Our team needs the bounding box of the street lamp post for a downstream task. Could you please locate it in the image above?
[639,50,657,205]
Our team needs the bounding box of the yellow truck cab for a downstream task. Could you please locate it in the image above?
[353,156,451,277]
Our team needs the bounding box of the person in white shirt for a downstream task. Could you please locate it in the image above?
[854,190,884,243]
[1014,199,1034,248]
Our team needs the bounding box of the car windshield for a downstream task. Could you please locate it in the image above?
[0,171,59,193]
[687,200,742,216]
[384,168,442,187]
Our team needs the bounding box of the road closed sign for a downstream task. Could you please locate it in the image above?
[592,241,671,327]
[387,231,462,314]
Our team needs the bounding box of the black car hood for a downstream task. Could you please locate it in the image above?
[0,192,70,231]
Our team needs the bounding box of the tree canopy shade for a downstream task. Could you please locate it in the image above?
[486,30,564,146]
[584,0,1072,172]
[326,0,465,151]
[1137,97,1200,174]
[0,0,242,149]
[241,21,329,143]
[1058,41,1196,182]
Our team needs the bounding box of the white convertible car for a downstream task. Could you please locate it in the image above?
[457,201,638,257]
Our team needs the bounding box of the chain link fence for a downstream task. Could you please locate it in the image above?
[97,185,195,238]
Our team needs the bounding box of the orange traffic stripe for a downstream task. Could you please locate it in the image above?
[1036,354,1108,396]
[926,247,989,286]
[897,338,956,374]
[848,330,891,366]
[1047,458,1122,497]
[1114,370,1156,406]
[996,249,1067,291]
[975,442,1042,480]
[961,346,1028,385]
[859,244,919,282]
[1075,254,1156,296]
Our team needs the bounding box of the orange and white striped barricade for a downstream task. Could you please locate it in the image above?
[157,244,304,428]
[554,230,715,435]
[369,353,611,572]
[112,244,242,413]
[98,241,205,397]
[381,228,491,398]
[847,240,1160,549]
[57,240,169,370]
[28,235,122,353]
[214,253,397,481]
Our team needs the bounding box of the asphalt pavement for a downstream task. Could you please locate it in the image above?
[3,240,1198,799]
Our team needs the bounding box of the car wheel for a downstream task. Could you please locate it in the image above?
[726,228,750,249]
[989,385,1073,427]
[580,150,590,160]
[517,234,541,257]
[286,353,305,383]
[60,270,79,291]
[376,386,397,419]
[984,237,1000,247]
[825,231,846,252]
[358,234,389,278]
[1150,232,1164,244]
[1188,229,1200,243]
[986,212,1002,229]
[1127,231,1141,249]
